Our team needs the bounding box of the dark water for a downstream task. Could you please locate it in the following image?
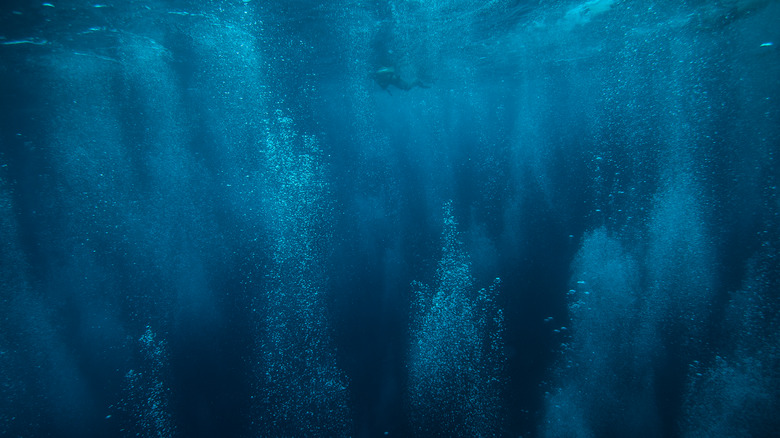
[1,1,779,437]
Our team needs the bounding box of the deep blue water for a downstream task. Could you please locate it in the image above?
[1,1,779,437]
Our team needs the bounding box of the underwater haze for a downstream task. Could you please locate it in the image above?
[1,0,779,437]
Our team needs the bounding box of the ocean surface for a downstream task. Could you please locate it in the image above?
[1,1,779,437]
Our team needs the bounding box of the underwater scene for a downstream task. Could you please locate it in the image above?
[1,0,779,437]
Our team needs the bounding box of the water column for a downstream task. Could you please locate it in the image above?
[408,201,505,436]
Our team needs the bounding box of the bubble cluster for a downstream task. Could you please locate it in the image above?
[541,228,658,437]
[408,201,505,436]
[251,112,352,437]
[121,326,175,438]
[680,248,780,437]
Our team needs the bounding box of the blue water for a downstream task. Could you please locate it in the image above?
[1,1,779,437]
